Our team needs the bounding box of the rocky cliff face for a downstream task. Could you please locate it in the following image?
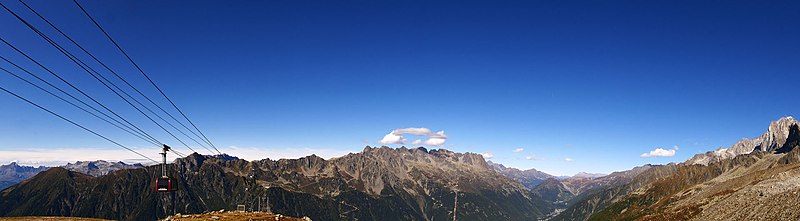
[686,116,798,165]
[0,146,551,221]
[0,163,49,190]
[61,160,144,177]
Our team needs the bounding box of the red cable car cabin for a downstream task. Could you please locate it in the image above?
[155,176,176,192]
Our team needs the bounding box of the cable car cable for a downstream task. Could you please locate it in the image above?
[0,82,158,163]
[0,65,161,147]
[19,0,218,151]
[0,55,162,145]
[72,0,222,155]
[0,5,210,155]
[0,35,166,148]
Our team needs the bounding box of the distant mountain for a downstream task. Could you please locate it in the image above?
[488,161,556,189]
[0,160,146,190]
[686,116,798,165]
[0,146,553,220]
[561,165,651,196]
[61,160,144,177]
[571,172,606,179]
[0,163,49,190]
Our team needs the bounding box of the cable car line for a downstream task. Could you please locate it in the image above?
[19,0,219,151]
[0,65,161,147]
[0,55,162,145]
[0,5,212,155]
[72,0,222,155]
[0,35,169,149]
[0,83,158,163]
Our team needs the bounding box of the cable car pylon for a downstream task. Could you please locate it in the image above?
[155,145,177,192]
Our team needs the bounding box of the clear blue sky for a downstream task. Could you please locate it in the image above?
[0,0,797,175]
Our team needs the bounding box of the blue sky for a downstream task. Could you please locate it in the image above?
[0,0,798,176]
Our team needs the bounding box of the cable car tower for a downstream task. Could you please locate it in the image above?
[155,145,177,192]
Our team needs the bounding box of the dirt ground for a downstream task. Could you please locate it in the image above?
[162,211,309,221]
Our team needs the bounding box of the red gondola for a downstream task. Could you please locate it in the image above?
[155,177,176,192]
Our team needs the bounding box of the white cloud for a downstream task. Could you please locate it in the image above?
[513,148,524,153]
[640,146,678,157]
[424,137,446,146]
[411,139,422,145]
[379,132,406,144]
[564,158,574,162]
[378,128,448,146]
[480,152,494,159]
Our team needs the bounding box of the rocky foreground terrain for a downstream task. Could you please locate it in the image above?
[162,211,306,221]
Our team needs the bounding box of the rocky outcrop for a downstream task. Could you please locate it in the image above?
[686,116,798,165]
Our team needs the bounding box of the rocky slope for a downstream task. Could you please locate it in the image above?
[0,163,49,190]
[61,160,144,177]
[0,146,551,220]
[686,116,797,165]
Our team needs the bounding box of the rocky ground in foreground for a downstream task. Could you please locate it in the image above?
[162,211,309,221]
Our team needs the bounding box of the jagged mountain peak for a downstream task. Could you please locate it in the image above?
[686,116,800,165]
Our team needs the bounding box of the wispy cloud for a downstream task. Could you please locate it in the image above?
[525,155,542,160]
[480,152,494,159]
[640,145,679,157]
[513,148,524,153]
[379,127,448,146]
[564,158,574,162]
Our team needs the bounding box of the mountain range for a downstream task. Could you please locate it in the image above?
[0,146,552,220]
[1,117,799,220]
[0,160,144,190]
